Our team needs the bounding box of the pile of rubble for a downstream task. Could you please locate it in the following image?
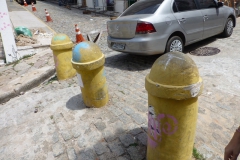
[15,28,53,46]
[15,34,37,46]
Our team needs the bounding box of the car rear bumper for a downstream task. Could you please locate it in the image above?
[107,34,168,55]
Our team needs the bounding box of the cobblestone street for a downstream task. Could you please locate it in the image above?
[1,1,240,160]
[24,1,112,54]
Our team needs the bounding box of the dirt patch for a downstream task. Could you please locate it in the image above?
[15,34,37,46]
[15,29,53,46]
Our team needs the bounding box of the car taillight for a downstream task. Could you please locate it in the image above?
[136,22,156,34]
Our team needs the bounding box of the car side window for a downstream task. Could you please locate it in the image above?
[173,2,178,12]
[198,0,216,9]
[175,0,197,12]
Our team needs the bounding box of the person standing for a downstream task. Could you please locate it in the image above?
[224,127,240,160]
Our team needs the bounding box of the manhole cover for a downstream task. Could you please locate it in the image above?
[190,47,220,56]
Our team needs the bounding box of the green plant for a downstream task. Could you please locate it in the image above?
[46,75,58,85]
[6,54,33,66]
[193,147,205,160]
[119,90,125,94]
[129,143,138,147]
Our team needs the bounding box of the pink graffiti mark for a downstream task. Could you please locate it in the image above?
[148,107,178,148]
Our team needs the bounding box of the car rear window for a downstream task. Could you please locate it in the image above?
[121,0,163,16]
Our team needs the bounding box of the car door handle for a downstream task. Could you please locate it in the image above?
[178,18,186,24]
[203,15,209,21]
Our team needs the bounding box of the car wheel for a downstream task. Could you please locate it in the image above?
[221,18,233,37]
[166,36,183,53]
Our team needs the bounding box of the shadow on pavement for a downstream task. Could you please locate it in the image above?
[75,127,148,160]
[184,37,217,54]
[105,36,220,71]
[66,94,86,110]
[105,53,160,71]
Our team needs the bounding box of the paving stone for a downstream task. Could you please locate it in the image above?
[98,152,117,160]
[212,133,222,141]
[52,143,65,157]
[72,129,82,138]
[134,102,147,113]
[216,102,231,111]
[102,129,118,142]
[137,133,147,146]
[110,121,126,135]
[71,123,90,138]
[128,124,143,135]
[122,107,135,116]
[119,134,136,147]
[198,107,206,114]
[118,113,133,124]
[52,132,59,143]
[67,147,77,160]
[108,142,125,156]
[77,148,97,160]
[60,130,73,141]
[87,129,102,144]
[77,136,88,148]
[93,143,109,155]
[115,102,126,109]
[94,121,107,131]
[127,146,145,160]
[209,122,223,130]
[104,112,118,124]
[130,113,146,125]
[55,153,69,160]
[117,155,131,160]
[107,105,124,116]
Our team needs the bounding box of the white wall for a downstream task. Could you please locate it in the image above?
[114,0,127,13]
[84,0,107,9]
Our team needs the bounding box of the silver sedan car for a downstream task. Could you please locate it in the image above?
[107,0,236,55]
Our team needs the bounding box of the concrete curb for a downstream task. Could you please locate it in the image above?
[0,66,56,104]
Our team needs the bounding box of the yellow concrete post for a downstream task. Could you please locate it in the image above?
[50,33,76,80]
[145,52,203,160]
[71,41,109,108]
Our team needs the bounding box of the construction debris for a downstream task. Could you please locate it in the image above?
[15,34,37,46]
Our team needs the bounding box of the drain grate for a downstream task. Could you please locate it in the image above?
[190,47,220,56]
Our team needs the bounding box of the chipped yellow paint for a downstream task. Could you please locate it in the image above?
[50,34,76,80]
[145,52,203,160]
[71,41,108,108]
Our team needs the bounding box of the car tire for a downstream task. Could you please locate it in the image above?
[221,18,233,37]
[165,36,183,53]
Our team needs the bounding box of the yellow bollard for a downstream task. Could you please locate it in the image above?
[145,52,203,160]
[71,41,108,108]
[50,33,76,80]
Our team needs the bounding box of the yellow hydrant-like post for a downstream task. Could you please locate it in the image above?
[145,52,203,160]
[71,41,108,108]
[50,33,76,80]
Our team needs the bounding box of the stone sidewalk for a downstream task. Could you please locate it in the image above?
[0,48,55,103]
[0,1,56,103]
[1,1,240,160]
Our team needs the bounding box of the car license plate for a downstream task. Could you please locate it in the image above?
[112,43,125,50]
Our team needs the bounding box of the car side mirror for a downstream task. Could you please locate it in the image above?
[217,1,224,7]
